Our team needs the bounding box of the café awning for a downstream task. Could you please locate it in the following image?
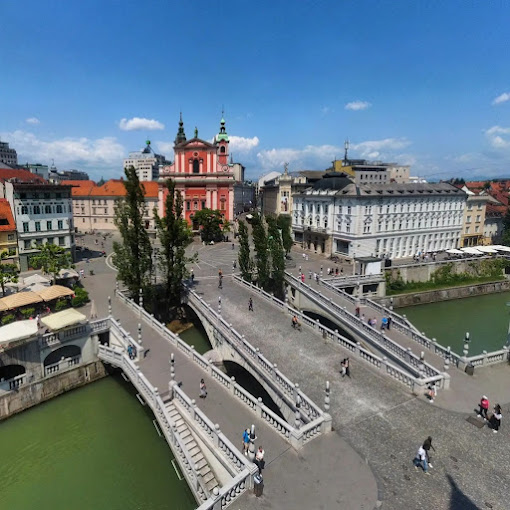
[41,308,87,331]
[36,285,75,302]
[0,291,43,310]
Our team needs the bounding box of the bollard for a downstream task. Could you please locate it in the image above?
[324,380,330,412]
[170,353,175,381]
[248,424,256,462]
[108,296,112,316]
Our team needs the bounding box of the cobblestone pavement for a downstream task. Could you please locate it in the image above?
[195,273,510,510]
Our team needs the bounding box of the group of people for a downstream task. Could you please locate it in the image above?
[127,344,136,360]
[242,429,265,475]
[477,395,502,433]
[353,308,392,331]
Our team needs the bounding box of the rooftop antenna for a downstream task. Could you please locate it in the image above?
[344,139,349,164]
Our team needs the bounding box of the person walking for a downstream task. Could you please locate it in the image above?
[489,404,502,433]
[199,379,207,399]
[190,268,195,283]
[478,395,490,420]
[248,297,253,312]
[254,446,265,475]
[242,428,250,455]
[422,436,435,469]
[218,276,223,289]
[233,260,237,270]
[308,270,312,280]
[381,317,388,330]
[341,358,350,378]
[413,444,430,474]
[387,316,392,330]
[301,273,305,283]
[355,306,360,318]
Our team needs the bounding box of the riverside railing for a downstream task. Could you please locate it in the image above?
[115,289,329,448]
[233,275,446,391]
[98,340,257,510]
[284,273,443,379]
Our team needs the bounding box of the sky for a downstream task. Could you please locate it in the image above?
[1,0,509,182]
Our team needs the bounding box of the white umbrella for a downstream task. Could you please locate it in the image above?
[461,247,484,255]
[476,246,498,254]
[446,249,464,255]
[22,274,51,287]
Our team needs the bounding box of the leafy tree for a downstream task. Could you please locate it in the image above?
[193,208,229,242]
[277,214,293,255]
[0,251,19,296]
[502,208,510,246]
[237,220,252,280]
[267,216,285,298]
[251,213,270,290]
[113,166,153,299]
[153,180,194,306]
[30,243,72,284]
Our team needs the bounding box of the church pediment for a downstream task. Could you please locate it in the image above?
[177,137,215,150]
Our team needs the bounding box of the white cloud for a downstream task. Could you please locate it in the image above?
[0,130,125,169]
[155,141,174,156]
[351,138,411,159]
[345,100,371,111]
[229,135,259,152]
[485,126,510,149]
[257,144,340,171]
[119,117,165,131]
[26,117,40,125]
[492,92,510,105]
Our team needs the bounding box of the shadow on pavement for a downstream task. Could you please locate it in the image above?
[447,474,482,510]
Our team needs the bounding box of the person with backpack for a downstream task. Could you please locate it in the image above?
[242,428,250,456]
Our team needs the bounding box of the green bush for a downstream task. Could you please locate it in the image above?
[20,307,36,319]
[55,299,69,311]
[1,313,15,325]
[72,286,89,308]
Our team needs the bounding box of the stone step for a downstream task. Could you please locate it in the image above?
[189,445,200,457]
[195,458,208,471]
[177,423,187,434]
[206,478,219,493]
[199,464,211,477]
[202,470,215,484]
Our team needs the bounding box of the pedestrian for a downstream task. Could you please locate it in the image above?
[361,313,365,322]
[427,382,437,403]
[422,437,435,469]
[308,270,312,280]
[341,358,350,378]
[218,277,223,289]
[327,267,331,275]
[478,395,490,420]
[36,314,41,328]
[340,359,347,377]
[355,306,360,318]
[254,446,265,474]
[80,269,85,279]
[306,255,309,261]
[340,267,343,275]
[413,444,430,474]
[381,317,388,330]
[335,267,339,276]
[190,269,195,283]
[218,269,223,278]
[302,253,306,260]
[489,404,502,433]
[301,273,305,283]
[233,260,237,270]
[387,316,392,330]
[299,265,302,274]
[232,243,235,250]
[199,379,207,398]
[242,428,250,455]
[248,297,253,311]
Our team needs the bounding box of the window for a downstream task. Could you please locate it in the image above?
[94,218,97,223]
[33,205,41,214]
[82,218,85,223]
[47,221,52,230]
[8,247,16,256]
[23,222,29,233]
[466,216,471,223]
[220,146,226,154]
[465,226,470,233]
[186,201,191,211]
[58,220,63,229]
[7,234,14,241]
[476,215,481,222]
[56,205,63,213]
[475,226,479,233]
[44,193,50,199]
[81,207,85,214]
[21,206,28,214]
[193,159,200,174]
[35,221,41,232]
[24,240,31,249]
[56,193,61,199]
[193,202,198,210]
[347,206,351,214]
[45,205,52,214]
[104,208,107,214]
[59,237,65,246]
[201,200,206,209]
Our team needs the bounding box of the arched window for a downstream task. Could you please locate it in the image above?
[193,159,200,174]
[45,205,52,214]
[220,146,226,154]
[56,205,63,213]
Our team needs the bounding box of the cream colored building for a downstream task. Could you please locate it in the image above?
[459,186,489,247]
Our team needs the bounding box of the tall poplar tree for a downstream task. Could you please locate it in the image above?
[267,216,285,298]
[237,220,252,280]
[251,213,270,290]
[153,179,194,305]
[113,166,153,300]
[277,214,293,255]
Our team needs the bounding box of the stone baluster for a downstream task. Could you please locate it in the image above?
[463,332,470,358]
[214,423,221,447]
[444,346,451,371]
[108,296,112,316]
[324,380,330,412]
[230,376,236,395]
[295,394,301,429]
[139,288,143,318]
[190,399,197,422]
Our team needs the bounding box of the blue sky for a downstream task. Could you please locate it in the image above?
[1,0,509,181]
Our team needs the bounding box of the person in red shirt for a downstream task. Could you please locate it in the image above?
[478,395,489,420]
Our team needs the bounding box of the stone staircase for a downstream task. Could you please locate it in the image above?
[165,402,220,496]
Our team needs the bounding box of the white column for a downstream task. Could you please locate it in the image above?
[207,153,211,173]
[213,190,218,209]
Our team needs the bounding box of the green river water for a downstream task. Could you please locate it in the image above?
[0,376,196,510]
[399,291,510,356]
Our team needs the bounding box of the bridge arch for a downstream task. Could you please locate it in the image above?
[0,364,25,381]
[301,310,357,343]
[43,345,81,366]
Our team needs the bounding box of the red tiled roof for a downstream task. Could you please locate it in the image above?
[0,199,16,232]
[87,179,158,198]
[61,180,96,197]
[0,168,46,184]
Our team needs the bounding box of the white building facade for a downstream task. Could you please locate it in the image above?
[292,175,467,260]
[124,142,168,182]
[2,182,75,271]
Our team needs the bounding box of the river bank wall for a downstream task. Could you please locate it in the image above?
[378,280,510,308]
[0,361,107,421]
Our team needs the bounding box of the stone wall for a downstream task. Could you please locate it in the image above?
[386,257,503,283]
[0,361,107,421]
[379,280,510,308]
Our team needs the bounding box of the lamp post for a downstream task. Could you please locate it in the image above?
[463,331,470,358]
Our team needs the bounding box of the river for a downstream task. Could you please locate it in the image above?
[399,291,510,355]
[0,376,196,510]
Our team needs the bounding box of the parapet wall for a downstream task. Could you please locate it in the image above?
[380,280,510,308]
[0,361,107,421]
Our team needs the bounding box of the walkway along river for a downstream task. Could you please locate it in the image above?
[399,290,510,355]
[0,376,196,510]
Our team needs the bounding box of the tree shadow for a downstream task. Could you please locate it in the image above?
[447,474,481,510]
